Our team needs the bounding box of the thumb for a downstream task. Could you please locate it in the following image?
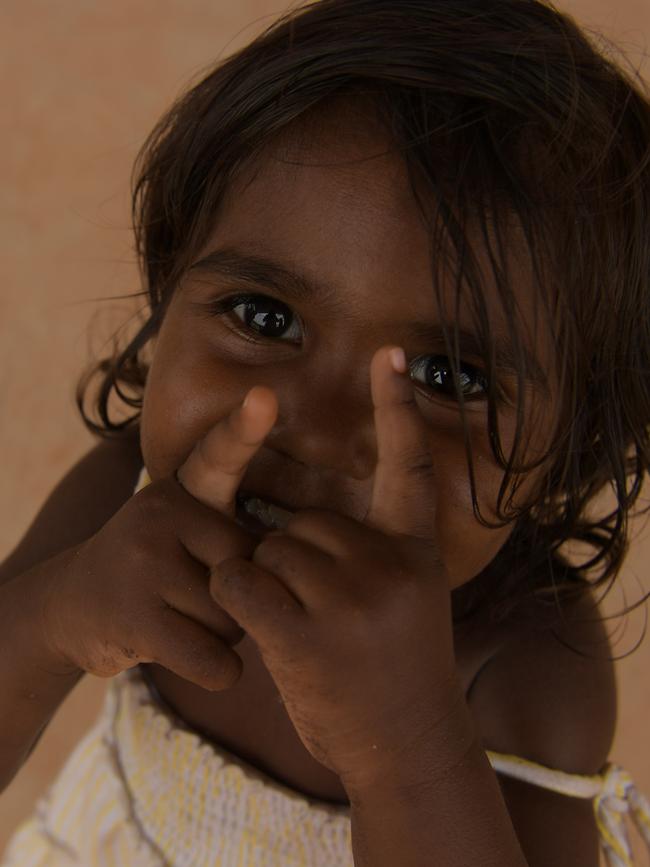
[175,385,278,515]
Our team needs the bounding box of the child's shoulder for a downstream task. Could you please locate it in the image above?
[0,429,143,584]
[461,591,618,862]
[466,589,617,775]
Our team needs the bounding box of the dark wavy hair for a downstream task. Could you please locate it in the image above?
[76,0,650,648]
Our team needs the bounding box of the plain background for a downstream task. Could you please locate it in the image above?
[0,1,648,863]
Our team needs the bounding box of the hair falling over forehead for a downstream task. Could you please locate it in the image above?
[76,0,650,650]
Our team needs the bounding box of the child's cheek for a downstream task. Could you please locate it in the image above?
[433,449,517,589]
[139,321,234,481]
[428,402,552,588]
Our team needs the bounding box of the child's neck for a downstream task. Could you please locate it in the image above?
[141,600,512,806]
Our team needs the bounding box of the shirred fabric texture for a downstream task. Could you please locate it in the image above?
[2,666,353,867]
[2,464,649,867]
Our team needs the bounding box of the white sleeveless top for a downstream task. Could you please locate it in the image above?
[2,466,649,867]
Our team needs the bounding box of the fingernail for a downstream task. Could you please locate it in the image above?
[389,347,407,374]
[243,388,254,409]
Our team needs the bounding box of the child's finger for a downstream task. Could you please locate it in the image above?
[365,346,437,539]
[176,385,278,516]
[146,606,244,691]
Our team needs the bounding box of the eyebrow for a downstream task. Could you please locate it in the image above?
[188,246,550,397]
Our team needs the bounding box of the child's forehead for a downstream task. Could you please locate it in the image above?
[227,103,420,245]
[189,101,556,398]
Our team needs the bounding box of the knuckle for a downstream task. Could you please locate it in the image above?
[213,654,242,689]
[252,534,290,570]
[396,445,434,473]
[85,641,133,678]
[395,390,419,408]
[192,644,241,690]
[137,482,173,514]
[124,534,159,570]
[212,556,247,580]
[128,487,174,540]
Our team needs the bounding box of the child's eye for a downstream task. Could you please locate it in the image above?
[409,354,489,401]
[205,294,489,402]
[209,293,303,343]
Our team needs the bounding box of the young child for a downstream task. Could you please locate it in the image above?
[1,0,650,864]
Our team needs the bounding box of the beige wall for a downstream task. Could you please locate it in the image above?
[1,1,648,862]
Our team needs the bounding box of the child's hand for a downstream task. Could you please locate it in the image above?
[37,392,277,693]
[209,346,465,795]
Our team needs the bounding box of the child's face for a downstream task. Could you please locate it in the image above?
[140,102,558,590]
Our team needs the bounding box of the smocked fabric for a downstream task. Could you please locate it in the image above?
[2,465,648,866]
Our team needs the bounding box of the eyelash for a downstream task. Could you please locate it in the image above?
[205,292,493,403]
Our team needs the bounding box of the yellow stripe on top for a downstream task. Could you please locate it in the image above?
[486,750,650,867]
[486,749,604,798]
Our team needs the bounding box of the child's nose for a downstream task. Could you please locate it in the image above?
[268,377,377,481]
